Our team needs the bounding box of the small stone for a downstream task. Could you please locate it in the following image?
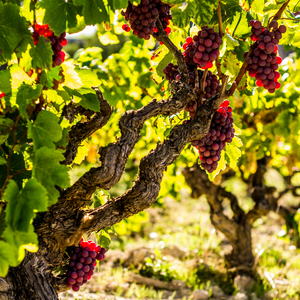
[212,285,224,298]
[192,289,209,300]
[234,292,248,300]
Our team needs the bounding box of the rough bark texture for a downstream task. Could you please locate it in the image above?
[182,157,300,276]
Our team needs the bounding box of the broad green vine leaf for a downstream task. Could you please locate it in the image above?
[76,0,109,26]
[0,3,31,64]
[29,37,54,70]
[98,229,111,249]
[39,67,62,89]
[28,110,62,150]
[193,0,219,28]
[75,67,101,88]
[0,241,14,276]
[224,136,243,168]
[16,83,43,118]
[171,2,195,28]
[207,150,227,181]
[4,179,48,232]
[156,51,174,77]
[33,147,70,206]
[0,116,14,144]
[227,10,251,38]
[40,0,79,35]
[222,51,241,79]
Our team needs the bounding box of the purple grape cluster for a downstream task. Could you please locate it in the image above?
[121,0,171,40]
[66,239,107,292]
[191,100,234,173]
[246,20,286,93]
[163,63,194,83]
[183,27,222,69]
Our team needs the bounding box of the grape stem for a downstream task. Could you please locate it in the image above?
[226,0,290,98]
[198,68,209,105]
[153,19,188,83]
[216,1,225,82]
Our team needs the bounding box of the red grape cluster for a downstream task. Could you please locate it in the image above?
[121,0,171,40]
[191,100,234,173]
[246,20,286,93]
[163,63,221,118]
[66,239,107,292]
[32,23,67,67]
[183,27,222,69]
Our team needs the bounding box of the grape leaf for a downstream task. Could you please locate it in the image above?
[75,67,101,88]
[0,3,31,64]
[40,0,79,35]
[67,87,100,112]
[62,62,83,89]
[222,51,241,79]
[193,0,219,28]
[227,10,251,38]
[0,116,14,144]
[99,229,111,249]
[171,2,195,28]
[0,69,11,94]
[224,136,243,168]
[112,0,128,9]
[156,51,175,77]
[16,83,43,118]
[39,67,62,89]
[0,241,14,276]
[78,0,109,25]
[1,225,38,267]
[29,37,54,70]
[33,147,70,206]
[0,152,31,190]
[207,150,227,181]
[4,179,48,232]
[28,110,62,150]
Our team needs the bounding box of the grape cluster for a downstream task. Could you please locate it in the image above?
[246,20,286,93]
[191,100,234,173]
[183,27,223,69]
[32,23,67,67]
[163,64,221,118]
[66,239,107,292]
[121,0,171,40]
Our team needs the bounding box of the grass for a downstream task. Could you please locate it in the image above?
[60,177,300,299]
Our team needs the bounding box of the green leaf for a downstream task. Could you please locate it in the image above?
[4,179,48,232]
[1,225,38,267]
[40,0,79,35]
[223,33,240,51]
[28,110,62,150]
[0,116,14,144]
[69,87,100,112]
[222,51,241,79]
[0,69,12,94]
[227,10,251,38]
[75,67,101,88]
[0,3,31,64]
[224,136,243,169]
[33,147,70,206]
[39,67,62,89]
[0,241,14,276]
[156,51,175,78]
[79,0,109,25]
[29,37,54,70]
[112,0,128,9]
[193,0,219,27]
[99,229,111,249]
[171,2,195,28]
[0,152,31,190]
[16,84,43,118]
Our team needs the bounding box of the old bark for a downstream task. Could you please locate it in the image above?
[183,157,300,277]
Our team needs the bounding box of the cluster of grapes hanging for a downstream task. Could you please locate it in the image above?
[246,20,286,93]
[32,23,67,67]
[66,239,107,292]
